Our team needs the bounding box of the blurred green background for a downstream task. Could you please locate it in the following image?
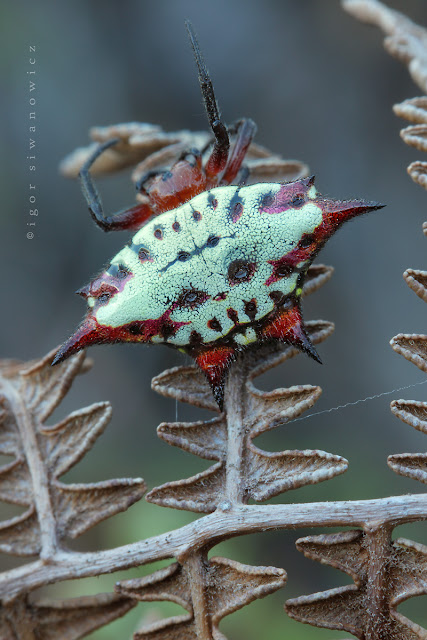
[1,0,427,637]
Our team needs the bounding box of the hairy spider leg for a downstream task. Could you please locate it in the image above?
[79,138,155,232]
[220,118,257,185]
[133,23,251,213]
[185,20,230,184]
[236,165,250,186]
[79,24,254,230]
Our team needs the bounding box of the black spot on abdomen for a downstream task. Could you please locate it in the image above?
[189,330,203,345]
[208,193,218,209]
[244,299,257,321]
[207,317,222,332]
[227,308,239,324]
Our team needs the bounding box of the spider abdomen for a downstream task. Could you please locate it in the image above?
[55,175,382,408]
[94,181,321,346]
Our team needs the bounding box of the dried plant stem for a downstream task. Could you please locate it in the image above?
[223,361,249,506]
[3,379,58,559]
[365,523,394,639]
[1,495,426,603]
[7,597,35,640]
[187,552,212,640]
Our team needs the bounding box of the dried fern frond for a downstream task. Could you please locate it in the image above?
[0,348,146,557]
[395,98,427,191]
[390,333,427,374]
[2,348,427,637]
[343,0,427,191]
[342,0,427,93]
[286,530,427,638]
[388,332,427,484]
[0,592,136,640]
[276,5,427,638]
[117,552,286,639]
[59,121,309,190]
[387,218,427,486]
[0,348,145,637]
[342,0,427,492]
[403,267,427,303]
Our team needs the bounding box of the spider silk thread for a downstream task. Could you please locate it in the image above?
[290,378,427,423]
[171,378,427,423]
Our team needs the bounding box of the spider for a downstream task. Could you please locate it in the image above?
[78,22,257,234]
[53,22,383,409]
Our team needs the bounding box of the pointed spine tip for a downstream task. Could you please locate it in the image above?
[306,344,322,364]
[51,349,65,367]
[294,323,322,363]
[185,20,207,81]
[75,284,90,298]
[312,352,323,364]
[369,201,386,211]
[51,340,83,367]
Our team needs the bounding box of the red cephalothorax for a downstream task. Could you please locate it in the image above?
[53,23,384,409]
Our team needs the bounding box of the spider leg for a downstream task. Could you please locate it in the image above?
[236,164,250,186]
[178,147,202,165]
[220,118,257,185]
[185,20,230,183]
[135,169,171,195]
[79,138,154,232]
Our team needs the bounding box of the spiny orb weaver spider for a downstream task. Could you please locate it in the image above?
[53,21,384,409]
